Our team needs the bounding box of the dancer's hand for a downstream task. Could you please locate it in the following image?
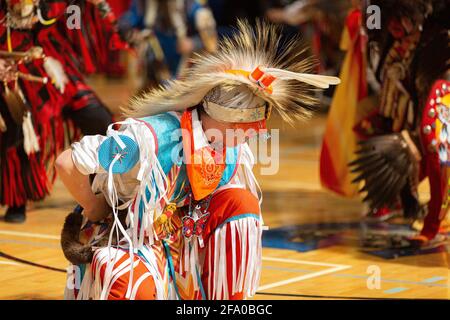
[83,194,110,222]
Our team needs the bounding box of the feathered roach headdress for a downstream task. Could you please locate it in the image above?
[124,19,340,124]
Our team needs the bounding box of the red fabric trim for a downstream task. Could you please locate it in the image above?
[319,142,345,196]
[419,80,450,239]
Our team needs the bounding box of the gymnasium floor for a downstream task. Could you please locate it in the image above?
[0,76,449,300]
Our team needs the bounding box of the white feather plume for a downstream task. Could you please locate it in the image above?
[263,68,340,89]
[44,57,69,94]
[22,111,40,155]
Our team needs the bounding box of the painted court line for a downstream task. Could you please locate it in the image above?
[383,287,408,294]
[262,256,350,268]
[258,256,351,291]
[422,276,446,283]
[0,260,20,266]
[265,262,450,289]
[0,230,60,240]
[263,265,450,289]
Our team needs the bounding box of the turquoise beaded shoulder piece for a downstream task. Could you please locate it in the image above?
[98,135,140,174]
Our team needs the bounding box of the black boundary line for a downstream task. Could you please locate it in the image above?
[0,251,66,273]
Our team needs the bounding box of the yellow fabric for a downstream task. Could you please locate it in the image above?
[320,16,366,197]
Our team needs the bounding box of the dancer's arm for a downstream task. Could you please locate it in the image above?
[56,149,109,222]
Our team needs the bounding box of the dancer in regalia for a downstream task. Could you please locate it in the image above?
[349,0,450,244]
[0,0,116,223]
[57,20,340,300]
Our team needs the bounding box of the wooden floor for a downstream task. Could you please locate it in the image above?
[1,75,449,300]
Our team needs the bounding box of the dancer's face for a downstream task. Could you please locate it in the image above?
[200,108,261,147]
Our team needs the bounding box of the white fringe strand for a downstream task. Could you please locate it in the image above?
[208,217,262,300]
